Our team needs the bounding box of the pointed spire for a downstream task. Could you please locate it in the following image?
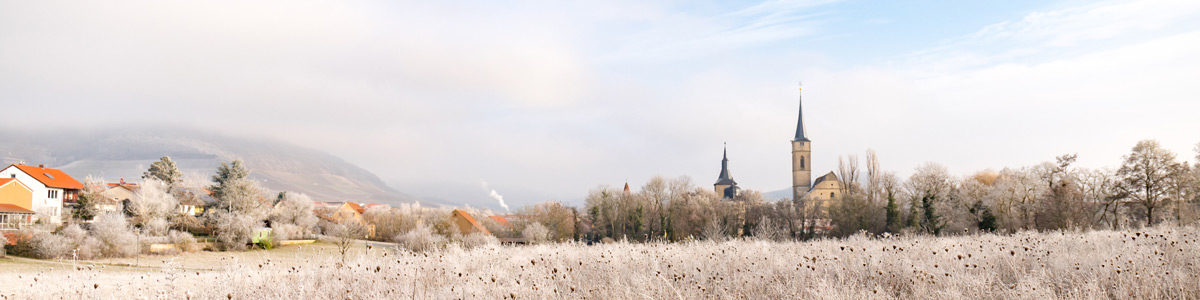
[715,143,736,185]
[794,84,810,142]
[722,142,729,162]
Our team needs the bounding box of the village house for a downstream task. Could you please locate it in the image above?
[0,178,35,230]
[173,187,211,216]
[96,179,139,214]
[0,164,84,225]
[314,202,366,224]
[450,209,490,235]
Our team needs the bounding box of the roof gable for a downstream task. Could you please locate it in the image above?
[6,165,84,190]
[452,209,490,235]
[345,202,365,214]
[0,178,32,192]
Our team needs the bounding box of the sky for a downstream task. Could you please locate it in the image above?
[2,0,1199,209]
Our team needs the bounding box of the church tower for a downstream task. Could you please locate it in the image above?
[714,144,739,199]
[791,87,812,200]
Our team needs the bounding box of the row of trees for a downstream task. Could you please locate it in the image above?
[822,140,1200,237]
[570,139,1200,242]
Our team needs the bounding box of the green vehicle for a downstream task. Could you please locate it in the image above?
[251,227,274,249]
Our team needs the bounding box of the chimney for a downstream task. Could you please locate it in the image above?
[120,178,125,184]
[38,164,44,168]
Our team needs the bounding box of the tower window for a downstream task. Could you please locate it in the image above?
[830,192,836,198]
[800,157,805,169]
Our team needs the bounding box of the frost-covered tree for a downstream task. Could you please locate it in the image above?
[129,179,178,224]
[1117,140,1185,226]
[72,175,107,222]
[213,178,268,217]
[32,231,72,259]
[59,224,101,259]
[522,222,551,244]
[269,193,318,239]
[460,232,498,249]
[143,156,183,190]
[324,219,368,263]
[906,163,956,234]
[394,225,445,253]
[91,212,138,257]
[209,210,258,251]
[209,160,250,201]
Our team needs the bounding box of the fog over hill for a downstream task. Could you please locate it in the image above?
[0,128,443,207]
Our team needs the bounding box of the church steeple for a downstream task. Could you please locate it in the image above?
[716,143,735,185]
[791,85,812,200]
[794,87,809,142]
[714,143,738,198]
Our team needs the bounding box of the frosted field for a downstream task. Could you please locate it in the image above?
[2,226,1198,299]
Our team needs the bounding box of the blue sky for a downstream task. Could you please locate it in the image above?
[2,0,1198,209]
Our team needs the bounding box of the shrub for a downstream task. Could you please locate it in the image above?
[460,232,499,249]
[146,217,170,236]
[60,224,101,259]
[4,229,35,257]
[394,225,446,253]
[74,236,103,259]
[91,213,138,257]
[209,210,259,251]
[271,223,303,244]
[522,222,551,245]
[169,230,200,253]
[0,232,6,257]
[32,232,72,259]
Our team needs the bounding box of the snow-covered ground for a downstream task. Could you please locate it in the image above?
[3,226,1198,299]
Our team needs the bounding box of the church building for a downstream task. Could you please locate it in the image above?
[713,145,740,199]
[791,88,842,204]
[710,86,841,203]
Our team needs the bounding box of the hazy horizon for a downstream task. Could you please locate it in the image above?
[3,0,1199,209]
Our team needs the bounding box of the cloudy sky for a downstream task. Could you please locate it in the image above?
[2,0,1198,208]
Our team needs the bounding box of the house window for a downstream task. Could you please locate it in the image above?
[830,192,835,198]
[9,174,14,178]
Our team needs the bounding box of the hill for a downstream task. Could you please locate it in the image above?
[0,128,427,206]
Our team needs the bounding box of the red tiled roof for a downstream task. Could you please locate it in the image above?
[489,215,513,228]
[0,203,35,214]
[9,165,84,190]
[346,202,365,214]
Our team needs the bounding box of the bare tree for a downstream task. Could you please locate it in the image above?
[865,149,882,204]
[1078,168,1121,229]
[325,219,368,264]
[1116,140,1185,226]
[837,154,861,195]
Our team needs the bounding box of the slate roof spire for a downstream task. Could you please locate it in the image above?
[794,85,810,142]
[715,143,737,185]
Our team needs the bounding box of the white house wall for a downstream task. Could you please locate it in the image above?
[0,166,64,224]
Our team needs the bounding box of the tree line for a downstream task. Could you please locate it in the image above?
[574,139,1200,241]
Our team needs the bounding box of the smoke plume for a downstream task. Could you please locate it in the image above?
[481,181,510,212]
